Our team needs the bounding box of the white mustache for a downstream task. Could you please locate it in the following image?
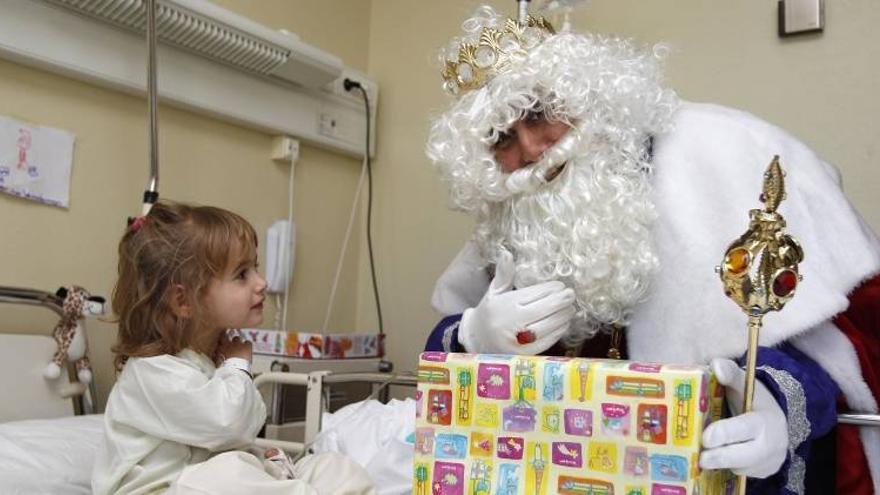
[480,130,659,344]
[504,121,591,195]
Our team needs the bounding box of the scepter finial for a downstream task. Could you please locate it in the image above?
[761,155,785,213]
[717,156,803,315]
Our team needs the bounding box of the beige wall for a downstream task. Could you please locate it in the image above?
[0,1,372,410]
[359,0,880,376]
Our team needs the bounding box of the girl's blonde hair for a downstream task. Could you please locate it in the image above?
[111,201,257,371]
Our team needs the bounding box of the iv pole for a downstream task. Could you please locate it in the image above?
[517,0,531,23]
[140,0,159,217]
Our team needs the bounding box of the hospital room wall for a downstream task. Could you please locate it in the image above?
[358,0,880,375]
[0,1,373,411]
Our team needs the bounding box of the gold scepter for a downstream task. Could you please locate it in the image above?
[715,156,804,495]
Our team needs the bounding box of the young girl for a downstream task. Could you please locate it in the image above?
[92,201,374,495]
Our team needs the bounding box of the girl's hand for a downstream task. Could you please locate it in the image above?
[215,331,253,364]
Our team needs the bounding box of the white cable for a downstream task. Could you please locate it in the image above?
[321,155,368,334]
[274,293,283,330]
[281,151,296,331]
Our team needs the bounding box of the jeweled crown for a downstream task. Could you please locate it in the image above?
[441,15,555,95]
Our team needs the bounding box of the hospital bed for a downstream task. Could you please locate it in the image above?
[0,285,417,494]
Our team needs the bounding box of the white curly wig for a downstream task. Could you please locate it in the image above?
[426,5,680,343]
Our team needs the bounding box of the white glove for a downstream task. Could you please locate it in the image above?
[699,358,788,478]
[459,249,576,355]
[431,241,491,315]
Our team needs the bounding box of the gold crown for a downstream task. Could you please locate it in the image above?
[441,15,555,95]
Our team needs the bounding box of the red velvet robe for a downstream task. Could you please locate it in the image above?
[834,273,880,494]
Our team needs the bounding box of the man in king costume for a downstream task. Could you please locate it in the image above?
[423,5,880,494]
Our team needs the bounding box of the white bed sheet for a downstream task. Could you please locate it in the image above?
[0,414,103,494]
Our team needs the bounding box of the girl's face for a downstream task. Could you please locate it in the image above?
[202,245,267,337]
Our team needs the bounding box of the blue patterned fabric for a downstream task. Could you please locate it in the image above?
[743,344,840,495]
[425,314,465,352]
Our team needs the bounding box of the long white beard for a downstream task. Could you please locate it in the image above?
[474,134,659,344]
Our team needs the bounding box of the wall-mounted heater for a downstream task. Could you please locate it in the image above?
[0,0,377,158]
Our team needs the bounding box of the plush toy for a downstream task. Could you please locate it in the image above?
[43,286,105,385]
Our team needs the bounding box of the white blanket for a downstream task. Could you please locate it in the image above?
[0,414,103,494]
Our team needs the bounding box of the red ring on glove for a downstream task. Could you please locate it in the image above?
[516,329,536,345]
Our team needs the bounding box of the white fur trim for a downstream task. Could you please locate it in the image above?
[793,322,878,413]
[431,240,490,315]
[628,102,880,365]
[861,428,880,494]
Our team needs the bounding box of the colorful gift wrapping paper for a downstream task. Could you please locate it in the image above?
[414,352,734,495]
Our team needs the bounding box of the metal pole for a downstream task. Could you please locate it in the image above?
[517,0,531,24]
[143,0,159,215]
[0,286,64,316]
[735,314,762,495]
[741,315,762,414]
[838,413,880,427]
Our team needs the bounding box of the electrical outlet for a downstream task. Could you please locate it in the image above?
[271,136,299,161]
[347,79,378,106]
[319,112,339,138]
[324,70,378,106]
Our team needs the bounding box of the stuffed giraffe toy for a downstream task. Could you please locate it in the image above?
[43,286,104,385]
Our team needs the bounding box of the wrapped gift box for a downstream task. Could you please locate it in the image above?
[413,352,733,495]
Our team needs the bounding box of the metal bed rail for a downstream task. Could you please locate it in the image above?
[0,286,64,316]
[253,370,418,455]
[838,413,880,427]
[311,372,417,441]
[253,372,311,455]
